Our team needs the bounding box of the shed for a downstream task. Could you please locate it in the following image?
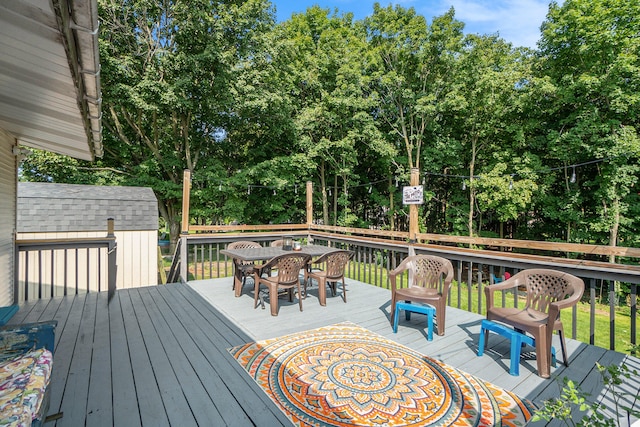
[17,182,159,291]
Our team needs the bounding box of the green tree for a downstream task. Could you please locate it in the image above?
[364,5,464,229]
[446,34,537,238]
[99,0,275,244]
[277,7,392,226]
[538,0,640,254]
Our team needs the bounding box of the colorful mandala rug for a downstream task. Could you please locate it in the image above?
[229,322,536,426]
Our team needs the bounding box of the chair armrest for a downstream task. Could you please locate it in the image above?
[551,286,584,311]
[484,273,525,311]
[485,275,522,293]
[388,256,414,279]
[388,263,410,292]
[310,252,330,265]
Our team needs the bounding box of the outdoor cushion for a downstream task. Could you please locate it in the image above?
[0,348,53,427]
[0,347,53,426]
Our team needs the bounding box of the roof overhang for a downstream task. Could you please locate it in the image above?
[0,0,102,161]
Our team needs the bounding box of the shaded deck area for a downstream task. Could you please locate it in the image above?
[9,278,639,426]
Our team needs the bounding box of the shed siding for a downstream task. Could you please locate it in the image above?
[16,230,158,295]
[0,130,16,306]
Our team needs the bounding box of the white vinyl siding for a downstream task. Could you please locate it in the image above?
[0,129,16,306]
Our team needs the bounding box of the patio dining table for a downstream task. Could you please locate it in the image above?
[221,244,339,298]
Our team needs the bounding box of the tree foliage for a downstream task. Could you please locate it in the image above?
[19,0,640,256]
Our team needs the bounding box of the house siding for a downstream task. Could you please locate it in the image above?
[0,129,16,306]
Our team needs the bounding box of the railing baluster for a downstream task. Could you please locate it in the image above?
[477,263,483,314]
[356,247,361,282]
[86,247,90,294]
[50,250,55,298]
[590,278,596,345]
[467,262,473,311]
[631,284,637,355]
[208,244,213,280]
[609,280,616,350]
[75,248,79,294]
[24,252,29,301]
[572,299,578,340]
[215,243,220,279]
[64,249,68,296]
[37,250,42,299]
[456,260,462,309]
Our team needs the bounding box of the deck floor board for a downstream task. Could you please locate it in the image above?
[108,291,142,427]
[129,288,198,427]
[85,292,113,427]
[119,289,170,427]
[7,278,639,427]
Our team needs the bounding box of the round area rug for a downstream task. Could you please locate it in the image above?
[230,323,536,427]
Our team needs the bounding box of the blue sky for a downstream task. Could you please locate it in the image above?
[272,0,554,49]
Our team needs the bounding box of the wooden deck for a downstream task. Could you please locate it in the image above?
[9,278,639,426]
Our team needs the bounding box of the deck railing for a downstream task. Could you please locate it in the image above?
[14,219,117,303]
[178,224,638,354]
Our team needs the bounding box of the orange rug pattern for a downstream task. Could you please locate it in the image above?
[229,322,536,426]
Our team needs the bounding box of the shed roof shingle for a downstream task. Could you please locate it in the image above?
[18,182,159,232]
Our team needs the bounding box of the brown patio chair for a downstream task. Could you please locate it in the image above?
[227,241,261,295]
[484,268,584,378]
[304,250,353,305]
[254,253,311,316]
[389,255,454,336]
[270,239,284,247]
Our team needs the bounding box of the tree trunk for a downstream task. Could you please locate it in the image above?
[157,198,181,254]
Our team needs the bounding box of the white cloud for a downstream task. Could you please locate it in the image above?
[418,0,553,48]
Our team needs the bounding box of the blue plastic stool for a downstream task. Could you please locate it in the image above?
[477,319,556,376]
[393,301,435,341]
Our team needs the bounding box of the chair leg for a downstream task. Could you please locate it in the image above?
[318,277,327,306]
[303,276,313,299]
[435,302,446,336]
[341,278,346,303]
[392,303,400,333]
[269,286,279,316]
[236,275,247,296]
[328,281,336,297]
[296,282,303,312]
[390,294,397,325]
[534,328,550,378]
[254,279,264,309]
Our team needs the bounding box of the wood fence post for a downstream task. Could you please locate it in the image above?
[306,181,314,244]
[409,168,419,243]
[306,181,313,226]
[181,169,191,234]
[180,235,188,284]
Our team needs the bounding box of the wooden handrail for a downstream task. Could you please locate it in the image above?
[415,233,640,258]
[189,224,307,233]
[185,222,640,260]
